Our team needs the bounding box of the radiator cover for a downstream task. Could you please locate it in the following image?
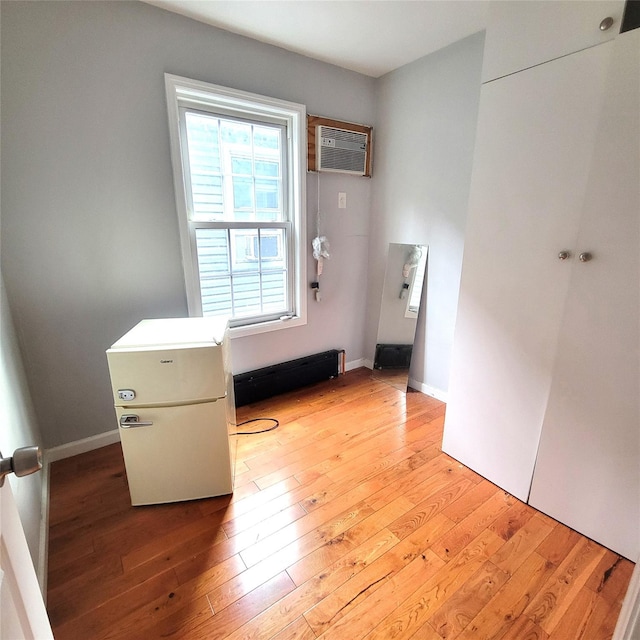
[234,349,340,407]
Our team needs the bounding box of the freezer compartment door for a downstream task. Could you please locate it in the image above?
[116,400,233,505]
[110,317,228,350]
[107,343,226,406]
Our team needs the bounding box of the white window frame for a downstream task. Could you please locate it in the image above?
[165,74,307,338]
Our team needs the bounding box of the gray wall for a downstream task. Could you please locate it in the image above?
[367,33,485,398]
[1,1,375,447]
[0,274,45,576]
[2,1,485,450]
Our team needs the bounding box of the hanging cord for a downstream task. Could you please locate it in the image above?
[232,417,280,435]
[312,173,330,301]
[317,171,321,240]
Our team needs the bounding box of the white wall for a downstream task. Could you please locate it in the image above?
[367,33,485,398]
[235,170,372,372]
[0,274,45,578]
[0,1,375,447]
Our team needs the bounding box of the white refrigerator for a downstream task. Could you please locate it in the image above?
[106,317,235,506]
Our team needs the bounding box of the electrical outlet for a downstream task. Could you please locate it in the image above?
[338,192,347,209]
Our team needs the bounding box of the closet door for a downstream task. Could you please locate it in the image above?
[481,0,624,82]
[528,29,639,560]
[442,42,613,501]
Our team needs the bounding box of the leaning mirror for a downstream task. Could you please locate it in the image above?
[372,243,427,391]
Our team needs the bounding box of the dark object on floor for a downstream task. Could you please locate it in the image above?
[234,349,341,406]
[374,343,413,370]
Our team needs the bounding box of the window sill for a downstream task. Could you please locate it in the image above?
[229,314,306,339]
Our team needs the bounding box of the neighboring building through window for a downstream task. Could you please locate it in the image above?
[165,75,307,336]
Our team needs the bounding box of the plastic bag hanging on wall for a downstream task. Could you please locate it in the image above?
[313,236,330,263]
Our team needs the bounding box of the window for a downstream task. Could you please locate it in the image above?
[406,248,427,319]
[165,75,307,336]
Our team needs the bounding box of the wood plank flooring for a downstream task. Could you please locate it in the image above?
[47,368,634,639]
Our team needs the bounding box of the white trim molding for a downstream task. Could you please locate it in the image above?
[360,360,448,401]
[45,430,120,464]
[346,358,367,372]
[408,378,448,403]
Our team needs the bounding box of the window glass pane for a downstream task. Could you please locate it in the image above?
[255,178,279,210]
[255,160,279,177]
[185,112,223,221]
[221,121,252,148]
[195,229,233,317]
[258,235,278,259]
[233,177,254,210]
[259,229,285,270]
[185,113,221,172]
[195,228,229,274]
[261,271,287,312]
[231,157,252,175]
[191,176,223,218]
[231,229,260,273]
[255,210,279,222]
[201,278,233,317]
[232,274,262,317]
[253,126,280,152]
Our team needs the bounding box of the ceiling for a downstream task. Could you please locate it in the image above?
[142,1,489,77]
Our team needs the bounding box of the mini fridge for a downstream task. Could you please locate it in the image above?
[106,317,235,505]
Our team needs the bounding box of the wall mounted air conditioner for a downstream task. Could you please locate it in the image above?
[317,125,369,176]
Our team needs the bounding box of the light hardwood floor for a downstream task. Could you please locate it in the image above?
[47,368,634,639]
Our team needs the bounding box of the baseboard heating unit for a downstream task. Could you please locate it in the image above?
[234,349,345,407]
[373,344,413,369]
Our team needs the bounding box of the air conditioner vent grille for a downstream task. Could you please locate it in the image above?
[317,125,368,175]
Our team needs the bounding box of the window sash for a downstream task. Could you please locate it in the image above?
[181,108,287,224]
[191,221,293,327]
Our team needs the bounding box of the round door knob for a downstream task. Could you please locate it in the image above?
[579,252,593,262]
[600,17,614,31]
[0,446,42,487]
[558,250,571,260]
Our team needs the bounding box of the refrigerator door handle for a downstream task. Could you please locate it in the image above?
[120,414,154,428]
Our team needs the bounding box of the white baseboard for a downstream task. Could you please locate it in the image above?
[357,362,448,402]
[346,358,368,372]
[45,429,121,464]
[407,378,448,403]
